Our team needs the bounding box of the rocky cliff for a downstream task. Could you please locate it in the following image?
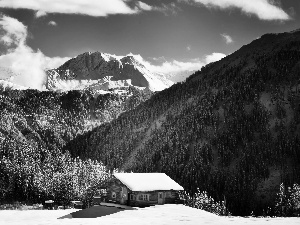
[46,52,173,92]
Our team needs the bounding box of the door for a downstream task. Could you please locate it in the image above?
[127,193,131,206]
[120,187,127,204]
[158,192,164,205]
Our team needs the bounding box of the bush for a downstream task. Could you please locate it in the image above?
[179,189,231,216]
[274,183,300,216]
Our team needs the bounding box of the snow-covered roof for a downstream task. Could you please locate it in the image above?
[113,173,184,192]
[45,200,54,203]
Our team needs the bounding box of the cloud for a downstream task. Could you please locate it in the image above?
[0,15,70,90]
[137,52,226,82]
[48,21,57,26]
[151,56,166,62]
[181,0,290,21]
[134,1,180,15]
[35,10,47,18]
[43,56,70,70]
[136,1,152,11]
[204,52,226,64]
[0,0,181,18]
[221,33,233,44]
[0,0,140,17]
[148,59,204,75]
[148,52,225,74]
[288,7,296,18]
[153,3,181,15]
[0,15,27,47]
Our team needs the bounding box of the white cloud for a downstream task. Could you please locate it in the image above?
[0,15,27,47]
[0,0,140,17]
[136,1,152,11]
[204,52,226,64]
[138,52,226,82]
[149,59,204,75]
[0,0,181,17]
[153,3,181,15]
[35,10,47,18]
[48,21,57,26]
[134,2,181,15]
[146,52,225,74]
[221,33,233,44]
[182,0,290,21]
[0,15,70,90]
[43,56,71,70]
[151,56,166,62]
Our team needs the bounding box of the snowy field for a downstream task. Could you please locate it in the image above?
[1,204,299,225]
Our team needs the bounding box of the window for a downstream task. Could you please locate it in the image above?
[100,189,107,195]
[130,194,135,200]
[112,192,116,198]
[139,194,149,201]
[158,192,163,199]
[144,195,148,201]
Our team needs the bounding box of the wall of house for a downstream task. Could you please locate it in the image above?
[127,191,179,206]
[130,192,158,206]
[107,179,129,205]
[164,191,177,204]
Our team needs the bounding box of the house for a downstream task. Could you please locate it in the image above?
[44,200,54,210]
[106,173,184,207]
[70,200,83,209]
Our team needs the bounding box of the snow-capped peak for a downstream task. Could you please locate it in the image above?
[46,51,173,92]
[126,53,144,63]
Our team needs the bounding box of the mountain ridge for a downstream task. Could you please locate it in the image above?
[46,51,173,92]
[66,29,300,215]
[1,29,300,216]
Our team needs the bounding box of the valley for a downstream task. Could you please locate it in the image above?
[1,29,300,216]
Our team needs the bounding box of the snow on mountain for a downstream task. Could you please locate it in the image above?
[0,67,28,90]
[0,67,17,80]
[0,79,28,90]
[46,52,173,92]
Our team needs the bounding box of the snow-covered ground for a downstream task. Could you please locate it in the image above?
[1,204,299,225]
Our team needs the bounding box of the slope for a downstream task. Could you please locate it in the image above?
[0,86,152,204]
[68,29,300,215]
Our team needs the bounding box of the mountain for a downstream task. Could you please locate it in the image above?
[65,29,300,215]
[0,86,153,204]
[0,52,163,205]
[46,52,173,92]
[166,70,197,83]
[1,29,300,216]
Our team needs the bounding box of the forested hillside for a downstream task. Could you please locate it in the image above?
[66,30,300,215]
[1,29,300,216]
[0,86,151,205]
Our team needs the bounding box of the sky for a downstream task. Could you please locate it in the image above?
[0,0,299,88]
